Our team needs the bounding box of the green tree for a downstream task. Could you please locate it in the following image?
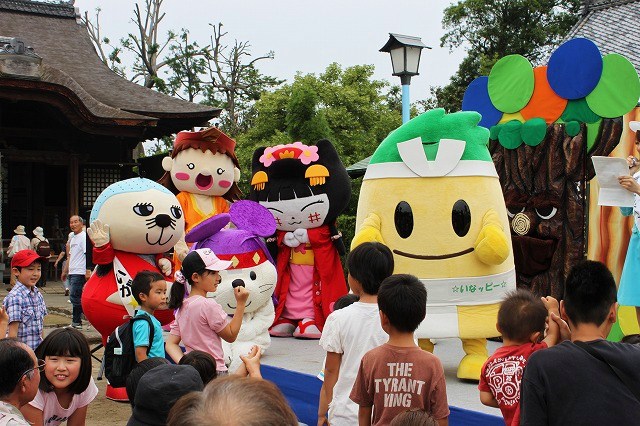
[235,63,402,250]
[432,0,581,112]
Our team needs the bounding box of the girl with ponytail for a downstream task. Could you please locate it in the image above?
[165,248,249,375]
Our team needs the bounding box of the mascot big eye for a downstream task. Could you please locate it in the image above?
[82,178,185,400]
[159,126,241,272]
[353,109,516,380]
[186,200,277,371]
[249,140,350,339]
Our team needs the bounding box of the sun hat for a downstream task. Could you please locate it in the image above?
[13,225,26,235]
[33,227,44,237]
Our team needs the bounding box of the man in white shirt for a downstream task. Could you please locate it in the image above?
[61,216,89,329]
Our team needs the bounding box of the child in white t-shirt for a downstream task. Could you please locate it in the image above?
[317,242,394,426]
[21,328,98,426]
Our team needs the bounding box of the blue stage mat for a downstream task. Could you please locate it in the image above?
[262,365,504,425]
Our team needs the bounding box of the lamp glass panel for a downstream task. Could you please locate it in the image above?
[405,46,422,74]
[390,47,405,74]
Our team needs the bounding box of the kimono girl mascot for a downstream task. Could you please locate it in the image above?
[186,200,277,371]
[82,178,185,400]
[159,126,242,271]
[249,140,350,339]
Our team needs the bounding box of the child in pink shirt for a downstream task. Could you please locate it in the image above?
[165,248,249,373]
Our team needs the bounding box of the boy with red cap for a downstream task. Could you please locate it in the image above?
[2,250,47,350]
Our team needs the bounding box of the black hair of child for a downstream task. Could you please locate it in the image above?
[35,328,92,395]
[249,139,351,225]
[168,253,213,310]
[132,270,166,305]
[0,338,34,398]
[621,334,640,345]
[347,242,394,295]
[333,294,360,311]
[378,274,426,333]
[564,260,617,326]
[497,290,547,342]
[179,350,217,385]
[126,357,170,407]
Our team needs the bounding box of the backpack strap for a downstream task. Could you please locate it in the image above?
[574,341,640,403]
[131,314,155,355]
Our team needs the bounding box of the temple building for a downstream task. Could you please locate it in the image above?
[0,0,219,249]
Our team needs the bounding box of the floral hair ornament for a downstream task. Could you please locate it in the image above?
[252,142,329,190]
[259,142,319,167]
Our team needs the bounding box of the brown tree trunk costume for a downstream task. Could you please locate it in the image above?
[489,119,622,298]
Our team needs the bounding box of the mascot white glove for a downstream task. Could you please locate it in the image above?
[87,220,110,248]
[174,238,189,261]
[157,258,172,276]
[293,228,309,244]
[283,232,301,248]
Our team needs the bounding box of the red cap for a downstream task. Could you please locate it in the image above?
[11,250,45,268]
[174,127,236,154]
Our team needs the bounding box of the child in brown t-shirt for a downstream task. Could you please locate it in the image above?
[350,274,449,426]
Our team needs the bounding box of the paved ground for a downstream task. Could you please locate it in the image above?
[2,279,502,420]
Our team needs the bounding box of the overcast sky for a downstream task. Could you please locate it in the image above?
[74,0,466,104]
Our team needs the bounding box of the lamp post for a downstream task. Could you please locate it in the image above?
[380,33,430,123]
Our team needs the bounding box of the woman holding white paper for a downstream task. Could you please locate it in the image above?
[618,122,640,327]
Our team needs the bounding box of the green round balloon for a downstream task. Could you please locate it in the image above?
[488,55,535,113]
[521,118,547,146]
[498,120,523,149]
[586,54,640,118]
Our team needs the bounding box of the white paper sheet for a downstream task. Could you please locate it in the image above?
[592,156,635,207]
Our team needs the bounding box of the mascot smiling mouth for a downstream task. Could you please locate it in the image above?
[145,228,177,246]
[195,173,214,190]
[393,247,474,260]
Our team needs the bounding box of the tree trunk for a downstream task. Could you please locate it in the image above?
[490,119,622,298]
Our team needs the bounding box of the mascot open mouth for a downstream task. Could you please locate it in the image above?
[195,173,214,190]
[288,220,302,225]
[512,235,557,276]
[145,228,176,246]
[393,247,474,260]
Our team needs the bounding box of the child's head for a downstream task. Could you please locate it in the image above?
[178,350,217,385]
[10,250,43,288]
[563,260,617,326]
[128,364,204,426]
[132,270,167,310]
[497,290,547,343]
[35,328,92,395]
[378,274,426,333]
[389,409,438,426]
[333,293,360,311]
[169,248,232,310]
[126,357,170,407]
[621,334,640,345]
[168,375,298,426]
[347,242,394,296]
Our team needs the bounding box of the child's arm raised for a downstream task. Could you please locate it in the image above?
[0,306,8,337]
[318,351,342,426]
[541,296,560,347]
[165,334,184,363]
[217,286,249,343]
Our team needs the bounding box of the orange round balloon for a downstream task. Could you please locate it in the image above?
[520,66,568,123]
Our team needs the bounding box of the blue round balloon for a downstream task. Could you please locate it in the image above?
[547,38,602,100]
[462,76,502,128]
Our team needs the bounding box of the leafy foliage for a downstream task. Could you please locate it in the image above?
[430,0,581,112]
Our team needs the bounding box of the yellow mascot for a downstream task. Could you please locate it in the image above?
[353,108,515,380]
